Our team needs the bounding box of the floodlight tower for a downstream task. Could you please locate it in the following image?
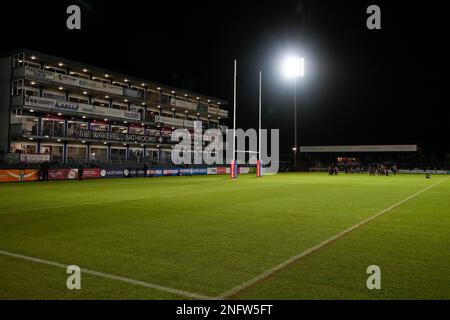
[282,56,304,170]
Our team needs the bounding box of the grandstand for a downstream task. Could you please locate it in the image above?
[0,50,229,175]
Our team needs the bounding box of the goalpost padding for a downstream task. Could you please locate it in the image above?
[230,160,238,179]
[256,160,262,177]
[232,150,263,179]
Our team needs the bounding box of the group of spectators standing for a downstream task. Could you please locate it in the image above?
[328,163,399,176]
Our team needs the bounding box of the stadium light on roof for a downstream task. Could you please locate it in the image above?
[282,56,304,78]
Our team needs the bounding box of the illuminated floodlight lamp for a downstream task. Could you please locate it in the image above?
[282,56,304,78]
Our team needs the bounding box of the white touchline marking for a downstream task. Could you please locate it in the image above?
[217,177,449,299]
[0,250,214,300]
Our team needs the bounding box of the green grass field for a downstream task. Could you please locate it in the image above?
[0,173,449,300]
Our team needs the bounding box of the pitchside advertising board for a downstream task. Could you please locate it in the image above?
[0,166,249,183]
[49,168,101,180]
[0,169,39,182]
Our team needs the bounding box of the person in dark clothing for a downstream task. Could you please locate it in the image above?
[41,161,50,181]
[78,164,84,181]
[143,163,148,177]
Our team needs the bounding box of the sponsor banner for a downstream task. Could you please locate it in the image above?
[82,168,101,179]
[148,169,163,177]
[147,168,207,176]
[191,168,208,175]
[77,130,158,143]
[180,168,193,175]
[123,111,141,120]
[147,129,160,137]
[218,109,228,117]
[54,73,80,86]
[25,67,122,95]
[0,169,39,183]
[24,66,54,81]
[79,79,123,95]
[100,168,129,178]
[123,88,143,99]
[217,167,227,175]
[78,104,140,120]
[20,153,51,163]
[24,96,140,120]
[163,169,180,176]
[208,106,219,115]
[54,100,81,112]
[155,116,194,128]
[207,167,218,175]
[24,96,56,109]
[49,169,78,180]
[155,116,185,127]
[224,167,248,174]
[170,98,198,111]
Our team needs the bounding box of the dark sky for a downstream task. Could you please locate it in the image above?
[1,0,449,155]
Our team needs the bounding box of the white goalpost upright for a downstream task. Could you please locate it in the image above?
[230,60,238,179]
[256,70,263,177]
[230,62,263,179]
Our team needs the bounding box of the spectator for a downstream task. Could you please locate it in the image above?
[78,164,84,181]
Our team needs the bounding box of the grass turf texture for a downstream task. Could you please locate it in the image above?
[0,173,449,299]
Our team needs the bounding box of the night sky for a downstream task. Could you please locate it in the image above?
[1,0,448,156]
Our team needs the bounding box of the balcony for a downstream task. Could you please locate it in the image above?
[15,65,229,118]
[10,123,173,146]
[22,95,142,122]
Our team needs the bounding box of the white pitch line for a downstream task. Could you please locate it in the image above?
[0,250,214,300]
[217,177,449,299]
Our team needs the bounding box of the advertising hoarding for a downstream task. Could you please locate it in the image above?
[24,96,140,121]
[0,169,39,182]
[170,98,198,111]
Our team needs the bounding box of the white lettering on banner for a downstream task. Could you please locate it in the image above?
[20,154,51,163]
[24,66,54,81]
[54,101,80,112]
[24,66,122,95]
[155,115,193,127]
[77,130,158,143]
[54,73,80,86]
[79,79,122,95]
[170,98,198,111]
[123,88,143,99]
[208,106,219,115]
[24,96,55,109]
[219,109,228,117]
[24,96,140,120]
